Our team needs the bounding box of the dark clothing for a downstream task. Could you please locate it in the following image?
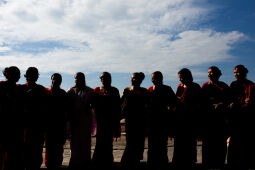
[0,81,25,170]
[67,86,94,169]
[227,79,255,169]
[21,83,48,170]
[45,87,67,169]
[92,86,121,167]
[172,82,202,168]
[201,81,230,168]
[121,87,149,168]
[147,85,176,168]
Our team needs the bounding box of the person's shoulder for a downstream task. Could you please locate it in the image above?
[124,87,131,92]
[162,84,173,91]
[192,82,201,89]
[85,86,94,93]
[230,80,238,87]
[177,83,183,88]
[59,88,67,94]
[67,87,75,94]
[111,86,120,93]
[140,87,149,92]
[218,81,229,88]
[0,81,6,88]
[148,86,154,92]
[246,79,254,85]
[94,87,101,93]
[36,84,47,91]
[123,87,131,95]
[202,82,210,88]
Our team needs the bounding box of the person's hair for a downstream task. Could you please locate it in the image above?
[101,72,111,79]
[51,73,62,81]
[3,66,20,79]
[152,71,163,80]
[133,72,145,82]
[25,67,39,76]
[234,64,248,75]
[76,72,85,79]
[178,68,193,82]
[209,66,222,77]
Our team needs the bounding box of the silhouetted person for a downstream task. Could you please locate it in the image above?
[227,65,255,169]
[120,72,149,168]
[45,73,67,170]
[0,66,25,170]
[201,66,230,168]
[21,67,48,170]
[172,68,202,168]
[147,71,176,169]
[92,72,121,168]
[67,72,94,170]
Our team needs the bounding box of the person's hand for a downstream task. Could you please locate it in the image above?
[113,137,120,142]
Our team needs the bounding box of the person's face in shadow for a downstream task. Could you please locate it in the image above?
[131,74,141,87]
[25,72,38,84]
[208,68,219,82]
[100,73,111,88]
[7,72,20,83]
[151,73,162,86]
[51,75,62,88]
[75,73,85,88]
[234,67,246,81]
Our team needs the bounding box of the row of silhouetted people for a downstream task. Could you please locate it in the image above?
[0,65,255,170]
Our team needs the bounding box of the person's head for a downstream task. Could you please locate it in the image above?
[234,65,248,81]
[100,72,111,88]
[151,71,163,86]
[51,73,62,88]
[208,66,222,82]
[178,68,193,85]
[75,72,86,88]
[3,66,20,83]
[131,72,145,87]
[24,67,39,83]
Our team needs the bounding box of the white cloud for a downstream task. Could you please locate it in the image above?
[0,0,245,80]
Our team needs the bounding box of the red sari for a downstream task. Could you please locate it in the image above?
[120,87,149,168]
[173,82,202,168]
[228,79,255,168]
[92,86,121,167]
[44,87,67,169]
[147,85,176,168]
[0,81,25,170]
[201,81,230,168]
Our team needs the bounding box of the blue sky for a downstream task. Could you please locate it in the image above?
[0,0,254,92]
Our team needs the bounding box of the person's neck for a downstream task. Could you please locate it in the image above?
[209,80,219,85]
[237,78,246,82]
[131,85,140,90]
[6,80,16,87]
[52,85,60,90]
[27,81,36,87]
[102,85,111,90]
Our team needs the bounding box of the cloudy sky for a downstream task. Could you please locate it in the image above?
[0,0,254,91]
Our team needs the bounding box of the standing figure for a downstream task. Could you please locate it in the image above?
[67,72,94,169]
[120,72,149,168]
[201,66,230,168]
[227,65,255,169]
[147,71,176,169]
[0,66,24,170]
[22,67,48,170]
[92,72,121,168]
[172,68,202,168]
[45,73,67,170]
